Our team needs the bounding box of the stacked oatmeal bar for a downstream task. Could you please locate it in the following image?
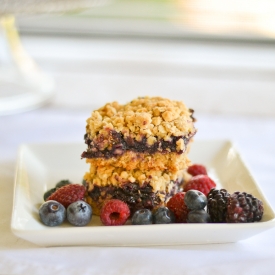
[82,97,196,215]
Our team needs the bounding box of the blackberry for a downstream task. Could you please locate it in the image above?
[207,188,230,223]
[226,191,264,223]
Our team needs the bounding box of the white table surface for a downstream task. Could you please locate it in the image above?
[0,35,275,275]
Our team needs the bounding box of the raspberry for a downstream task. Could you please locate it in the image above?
[226,192,264,223]
[167,192,189,223]
[184,175,216,196]
[100,199,130,226]
[207,188,230,222]
[47,184,86,208]
[187,164,207,176]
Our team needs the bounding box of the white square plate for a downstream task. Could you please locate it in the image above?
[11,140,275,247]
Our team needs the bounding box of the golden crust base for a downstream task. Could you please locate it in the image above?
[86,151,190,173]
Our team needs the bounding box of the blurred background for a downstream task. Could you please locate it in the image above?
[0,0,274,116]
[17,0,275,40]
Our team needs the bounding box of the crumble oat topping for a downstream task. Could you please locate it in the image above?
[86,96,195,139]
[84,165,185,193]
[86,151,191,173]
[83,97,196,158]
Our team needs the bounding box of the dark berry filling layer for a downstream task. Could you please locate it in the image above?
[87,181,181,215]
[82,130,194,159]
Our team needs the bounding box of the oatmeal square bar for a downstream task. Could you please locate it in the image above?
[81,97,196,159]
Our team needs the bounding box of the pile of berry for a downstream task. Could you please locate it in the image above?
[40,180,92,227]
[165,164,264,224]
[39,164,264,227]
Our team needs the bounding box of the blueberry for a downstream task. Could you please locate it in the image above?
[43,187,57,201]
[132,209,153,225]
[67,201,92,226]
[184,190,207,210]
[39,200,66,226]
[153,207,175,224]
[55,179,71,188]
[187,209,211,223]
